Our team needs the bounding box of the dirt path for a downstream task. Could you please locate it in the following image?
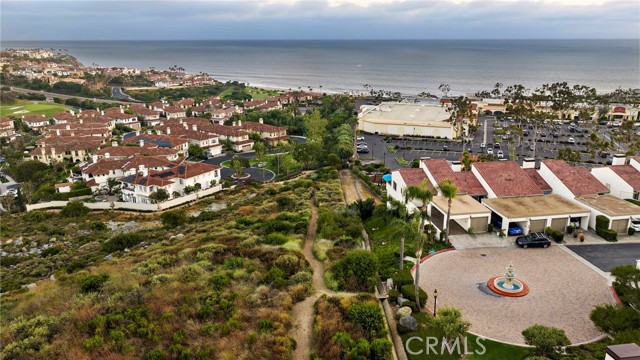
[290,192,353,360]
[339,170,382,205]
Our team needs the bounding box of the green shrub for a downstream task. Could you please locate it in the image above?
[595,215,609,230]
[625,198,640,206]
[145,349,165,360]
[1,315,60,359]
[51,188,92,200]
[208,273,231,291]
[402,301,417,312]
[347,303,385,333]
[629,227,636,236]
[400,284,428,305]
[223,257,244,269]
[260,267,287,288]
[102,232,144,252]
[590,304,639,334]
[89,221,107,231]
[160,210,188,228]
[596,228,617,242]
[22,210,46,222]
[80,273,109,293]
[550,230,564,243]
[263,232,288,245]
[60,201,90,217]
[487,223,494,232]
[41,246,62,258]
[391,270,414,289]
[522,324,570,358]
[331,251,379,292]
[82,335,104,352]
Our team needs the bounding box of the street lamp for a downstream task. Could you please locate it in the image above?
[433,289,438,317]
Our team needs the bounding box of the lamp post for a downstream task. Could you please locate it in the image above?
[433,289,438,317]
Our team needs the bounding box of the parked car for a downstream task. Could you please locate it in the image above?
[611,121,622,127]
[356,136,365,141]
[493,143,501,149]
[442,145,449,151]
[515,232,551,248]
[568,137,575,144]
[631,219,640,232]
[497,150,504,158]
[357,148,370,154]
[494,218,524,236]
[487,148,494,155]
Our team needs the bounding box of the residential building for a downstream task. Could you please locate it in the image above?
[81,155,181,190]
[0,117,16,139]
[95,144,180,161]
[123,134,189,154]
[471,161,544,198]
[119,162,222,204]
[234,119,289,146]
[22,114,49,129]
[163,106,187,119]
[590,155,640,200]
[420,159,487,200]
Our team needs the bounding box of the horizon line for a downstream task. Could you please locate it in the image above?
[2,38,639,42]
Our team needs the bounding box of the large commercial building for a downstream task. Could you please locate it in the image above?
[358,102,455,139]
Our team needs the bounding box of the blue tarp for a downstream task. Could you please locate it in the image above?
[382,174,392,182]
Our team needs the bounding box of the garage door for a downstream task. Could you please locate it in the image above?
[611,219,629,234]
[470,216,489,233]
[529,219,546,233]
[550,218,567,232]
[431,208,446,231]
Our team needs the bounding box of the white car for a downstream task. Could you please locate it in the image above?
[480,142,486,148]
[497,150,504,158]
[356,136,365,141]
[631,219,640,232]
[568,138,575,144]
[487,148,494,155]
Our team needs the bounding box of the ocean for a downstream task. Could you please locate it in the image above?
[2,40,639,96]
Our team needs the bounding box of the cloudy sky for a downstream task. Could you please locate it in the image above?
[1,0,638,40]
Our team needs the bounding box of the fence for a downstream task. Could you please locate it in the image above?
[25,184,223,212]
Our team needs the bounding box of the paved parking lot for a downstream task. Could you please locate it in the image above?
[566,243,640,272]
[357,116,628,170]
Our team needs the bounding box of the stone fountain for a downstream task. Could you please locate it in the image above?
[487,264,529,297]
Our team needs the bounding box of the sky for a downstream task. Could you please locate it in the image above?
[1,0,639,40]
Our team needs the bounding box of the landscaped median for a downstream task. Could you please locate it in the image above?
[396,157,410,166]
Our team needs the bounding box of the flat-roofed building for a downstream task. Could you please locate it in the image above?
[574,194,640,235]
[358,102,455,139]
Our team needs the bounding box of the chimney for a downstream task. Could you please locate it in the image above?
[192,124,197,131]
[111,140,118,147]
[92,155,98,163]
[238,120,242,127]
[612,154,626,166]
[105,152,110,159]
[166,127,171,135]
[139,164,148,177]
[139,139,144,147]
[450,161,462,172]
[232,121,237,127]
[70,110,75,116]
[101,110,104,116]
[56,129,60,136]
[259,118,263,124]
[522,157,536,169]
[79,118,83,124]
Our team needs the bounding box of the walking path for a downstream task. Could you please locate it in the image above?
[290,192,353,360]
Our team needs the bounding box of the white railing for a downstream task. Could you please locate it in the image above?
[25,184,223,212]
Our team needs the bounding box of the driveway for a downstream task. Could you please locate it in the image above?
[417,247,616,345]
[449,232,519,249]
[565,243,640,272]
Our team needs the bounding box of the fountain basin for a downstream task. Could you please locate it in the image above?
[487,276,529,297]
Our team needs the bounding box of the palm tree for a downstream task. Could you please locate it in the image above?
[391,218,421,271]
[438,179,458,245]
[402,180,434,312]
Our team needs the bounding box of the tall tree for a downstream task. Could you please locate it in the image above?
[253,142,268,181]
[304,110,328,144]
[438,179,458,245]
[391,218,421,271]
[402,180,434,312]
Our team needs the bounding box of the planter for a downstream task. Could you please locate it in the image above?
[579,233,585,242]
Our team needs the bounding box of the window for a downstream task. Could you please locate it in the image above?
[392,181,397,191]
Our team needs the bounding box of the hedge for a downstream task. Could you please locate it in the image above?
[51,188,92,200]
[596,228,617,242]
[391,270,414,289]
[595,215,609,230]
[400,284,428,305]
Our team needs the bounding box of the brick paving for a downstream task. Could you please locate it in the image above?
[417,247,616,345]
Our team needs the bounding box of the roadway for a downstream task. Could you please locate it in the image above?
[111,86,141,102]
[9,86,137,105]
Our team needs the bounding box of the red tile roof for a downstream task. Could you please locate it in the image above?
[473,161,543,197]
[523,168,552,193]
[610,165,640,191]
[542,160,610,196]
[96,146,179,158]
[422,159,487,196]
[397,168,431,188]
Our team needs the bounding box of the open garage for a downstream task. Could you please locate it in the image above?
[430,195,491,235]
[575,194,640,235]
[482,194,590,235]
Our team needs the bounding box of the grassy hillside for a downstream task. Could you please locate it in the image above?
[0,100,71,118]
[0,173,342,360]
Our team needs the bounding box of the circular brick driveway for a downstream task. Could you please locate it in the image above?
[417,246,616,345]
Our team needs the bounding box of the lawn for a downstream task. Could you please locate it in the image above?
[246,86,281,100]
[396,157,410,166]
[0,100,71,118]
[401,313,531,360]
[387,146,398,153]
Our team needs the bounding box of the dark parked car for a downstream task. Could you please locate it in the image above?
[493,143,501,149]
[515,232,551,248]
